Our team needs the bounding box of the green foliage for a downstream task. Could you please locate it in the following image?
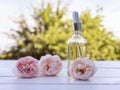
[0,1,71,60]
[81,10,120,60]
[0,1,120,60]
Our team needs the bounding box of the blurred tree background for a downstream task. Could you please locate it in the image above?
[0,0,120,60]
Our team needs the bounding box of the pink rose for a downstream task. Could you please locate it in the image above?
[13,56,38,78]
[69,58,96,80]
[38,54,62,76]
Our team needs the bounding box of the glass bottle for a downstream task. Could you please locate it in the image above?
[67,11,87,75]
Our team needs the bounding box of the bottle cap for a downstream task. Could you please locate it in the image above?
[73,11,80,23]
[72,11,82,31]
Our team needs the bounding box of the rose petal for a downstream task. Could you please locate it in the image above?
[69,57,96,80]
[13,56,38,78]
[38,54,62,76]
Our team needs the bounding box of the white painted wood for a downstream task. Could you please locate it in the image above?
[0,60,120,90]
[1,84,120,90]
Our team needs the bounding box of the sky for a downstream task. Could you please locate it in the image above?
[0,0,120,52]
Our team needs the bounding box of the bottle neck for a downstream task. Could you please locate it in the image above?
[72,22,82,38]
[72,31,81,38]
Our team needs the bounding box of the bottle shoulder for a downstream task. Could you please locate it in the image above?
[67,36,87,44]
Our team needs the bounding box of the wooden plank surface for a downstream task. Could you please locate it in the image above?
[0,60,120,90]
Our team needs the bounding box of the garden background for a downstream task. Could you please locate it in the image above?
[0,0,120,60]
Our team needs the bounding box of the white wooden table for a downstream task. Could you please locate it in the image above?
[1,60,120,90]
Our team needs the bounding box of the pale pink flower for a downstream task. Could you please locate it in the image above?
[38,54,62,76]
[13,56,38,78]
[69,58,96,80]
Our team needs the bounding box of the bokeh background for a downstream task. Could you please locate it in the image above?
[0,0,120,60]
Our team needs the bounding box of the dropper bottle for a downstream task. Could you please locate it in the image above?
[67,11,87,75]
